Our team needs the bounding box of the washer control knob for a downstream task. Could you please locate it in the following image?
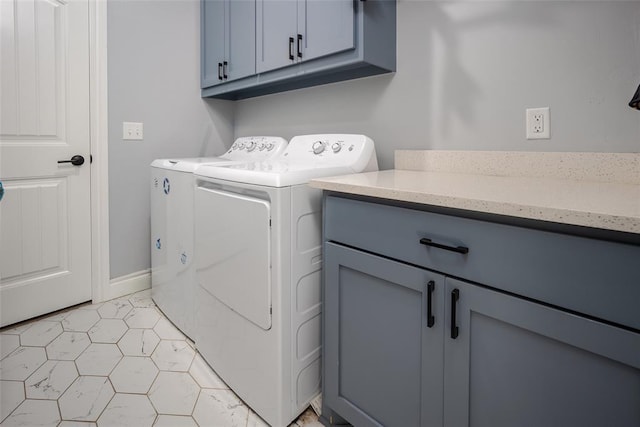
[237,142,245,150]
[331,142,342,153]
[258,143,266,151]
[312,141,325,155]
[266,143,274,151]
[246,141,257,152]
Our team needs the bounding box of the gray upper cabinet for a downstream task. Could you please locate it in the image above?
[201,0,255,88]
[202,0,396,100]
[256,0,355,74]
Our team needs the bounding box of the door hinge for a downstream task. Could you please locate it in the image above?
[90,154,93,164]
[269,219,272,227]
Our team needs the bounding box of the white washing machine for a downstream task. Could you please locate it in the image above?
[194,134,378,427]
[150,136,287,340]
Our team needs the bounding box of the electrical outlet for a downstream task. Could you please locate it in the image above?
[123,122,143,140]
[526,107,550,139]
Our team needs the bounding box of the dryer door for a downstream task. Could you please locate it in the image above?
[195,186,272,330]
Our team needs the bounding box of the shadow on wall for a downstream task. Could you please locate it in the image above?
[425,3,556,139]
[201,98,235,155]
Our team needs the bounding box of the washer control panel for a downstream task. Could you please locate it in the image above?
[224,136,287,161]
[282,134,372,165]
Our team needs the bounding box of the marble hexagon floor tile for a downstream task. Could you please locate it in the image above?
[153,415,199,427]
[58,376,114,422]
[1,399,60,426]
[0,380,25,422]
[153,317,186,340]
[19,320,63,347]
[151,340,195,372]
[0,347,47,380]
[46,332,91,360]
[0,289,326,427]
[75,343,122,376]
[148,371,200,415]
[0,334,20,359]
[193,388,249,427]
[97,299,133,319]
[117,328,160,357]
[110,356,158,394]
[189,354,230,389]
[97,393,157,427]
[88,318,128,343]
[61,310,101,332]
[24,360,78,399]
[124,307,161,329]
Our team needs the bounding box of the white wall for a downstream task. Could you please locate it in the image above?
[107,0,234,279]
[234,1,640,170]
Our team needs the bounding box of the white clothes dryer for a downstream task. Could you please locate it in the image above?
[150,136,287,339]
[194,134,378,427]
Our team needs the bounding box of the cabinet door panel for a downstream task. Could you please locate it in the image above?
[444,278,640,427]
[256,0,297,73]
[202,0,225,87]
[325,242,444,427]
[227,0,255,81]
[300,0,354,62]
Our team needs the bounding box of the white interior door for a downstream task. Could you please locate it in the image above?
[0,0,92,327]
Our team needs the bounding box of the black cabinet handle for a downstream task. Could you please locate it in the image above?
[223,61,228,79]
[58,155,84,166]
[419,238,469,255]
[218,62,223,80]
[451,289,459,339]
[297,34,303,58]
[426,281,435,328]
[288,37,294,60]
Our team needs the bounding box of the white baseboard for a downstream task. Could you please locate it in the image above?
[105,269,150,301]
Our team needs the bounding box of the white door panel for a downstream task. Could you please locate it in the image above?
[195,186,272,330]
[0,0,91,327]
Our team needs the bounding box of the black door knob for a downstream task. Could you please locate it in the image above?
[58,155,85,166]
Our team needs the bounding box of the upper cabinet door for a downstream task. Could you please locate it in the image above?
[256,0,298,73]
[299,0,354,63]
[202,0,226,87]
[227,0,256,81]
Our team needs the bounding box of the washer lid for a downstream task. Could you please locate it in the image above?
[150,136,288,172]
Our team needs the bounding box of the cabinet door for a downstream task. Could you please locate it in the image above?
[444,277,640,427]
[324,242,444,427]
[202,0,226,87]
[299,0,354,63]
[256,0,297,73]
[226,0,255,81]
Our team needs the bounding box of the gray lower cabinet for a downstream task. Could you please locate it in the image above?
[444,277,640,427]
[322,194,640,427]
[324,242,444,427]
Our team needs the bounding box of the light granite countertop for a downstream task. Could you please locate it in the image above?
[309,151,640,235]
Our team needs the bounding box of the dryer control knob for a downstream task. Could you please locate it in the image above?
[331,142,342,153]
[246,141,257,152]
[258,143,266,151]
[312,141,325,154]
[266,143,274,151]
